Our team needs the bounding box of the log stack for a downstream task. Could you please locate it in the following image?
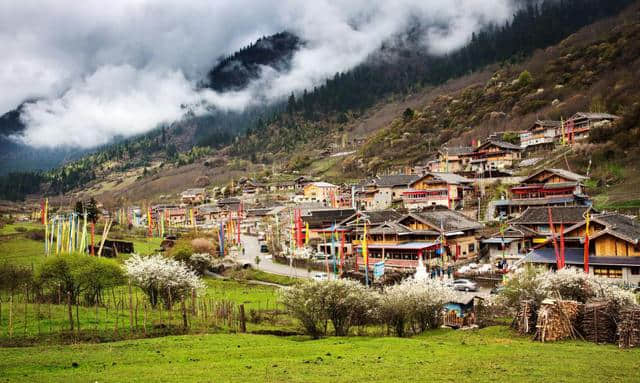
[535,299,580,342]
[512,300,537,335]
[582,301,617,344]
[617,305,640,349]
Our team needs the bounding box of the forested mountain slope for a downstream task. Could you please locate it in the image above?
[0,0,637,203]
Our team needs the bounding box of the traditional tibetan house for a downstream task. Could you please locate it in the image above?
[562,112,620,144]
[460,140,523,175]
[402,172,473,210]
[519,120,561,151]
[495,168,590,218]
[302,182,340,206]
[397,207,484,260]
[352,207,483,271]
[482,224,538,265]
[509,206,592,238]
[525,212,640,284]
[180,188,206,205]
[368,174,419,210]
[433,146,474,173]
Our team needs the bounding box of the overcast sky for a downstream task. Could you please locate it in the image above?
[1,0,514,148]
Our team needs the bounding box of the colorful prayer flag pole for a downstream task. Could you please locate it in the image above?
[584,211,590,273]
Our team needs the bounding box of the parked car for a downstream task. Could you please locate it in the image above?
[313,272,328,281]
[448,279,478,292]
[260,244,269,253]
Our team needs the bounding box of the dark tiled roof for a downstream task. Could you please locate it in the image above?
[362,210,404,224]
[439,146,474,156]
[478,140,523,151]
[571,112,620,120]
[511,206,590,225]
[592,213,640,243]
[368,222,412,235]
[374,174,420,187]
[408,206,483,232]
[303,208,356,228]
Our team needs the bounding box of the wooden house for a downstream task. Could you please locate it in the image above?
[402,172,473,210]
[302,182,339,206]
[482,224,538,265]
[495,168,590,218]
[519,120,561,151]
[526,212,640,284]
[180,188,206,205]
[562,112,620,144]
[460,140,523,174]
[433,146,474,173]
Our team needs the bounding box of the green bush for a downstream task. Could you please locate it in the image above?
[36,254,125,305]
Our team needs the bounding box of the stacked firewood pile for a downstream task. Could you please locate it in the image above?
[617,306,640,349]
[535,299,581,342]
[581,301,617,344]
[512,300,537,335]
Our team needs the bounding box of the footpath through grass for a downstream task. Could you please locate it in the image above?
[1,326,638,382]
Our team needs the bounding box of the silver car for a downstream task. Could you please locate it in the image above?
[450,279,477,292]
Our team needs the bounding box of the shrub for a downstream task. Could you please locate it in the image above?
[189,253,214,275]
[281,281,328,338]
[191,238,214,255]
[379,278,456,336]
[0,263,33,296]
[125,254,204,308]
[169,239,195,263]
[499,266,637,310]
[26,229,45,241]
[36,254,125,305]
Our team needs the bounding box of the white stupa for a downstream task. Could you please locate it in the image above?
[414,256,428,282]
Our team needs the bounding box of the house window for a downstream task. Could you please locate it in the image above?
[631,267,640,275]
[593,266,623,279]
[468,244,475,253]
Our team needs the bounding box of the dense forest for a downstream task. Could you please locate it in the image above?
[233,0,634,159]
[205,31,301,92]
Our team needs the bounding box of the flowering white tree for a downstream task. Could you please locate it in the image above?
[380,278,456,336]
[501,266,637,310]
[125,254,204,307]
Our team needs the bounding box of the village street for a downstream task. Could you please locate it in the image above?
[237,235,317,280]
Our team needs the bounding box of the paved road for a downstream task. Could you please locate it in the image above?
[236,235,494,293]
[237,235,315,279]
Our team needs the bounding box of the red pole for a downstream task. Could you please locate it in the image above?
[559,223,565,269]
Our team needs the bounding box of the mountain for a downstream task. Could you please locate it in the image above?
[205,31,301,92]
[1,0,638,203]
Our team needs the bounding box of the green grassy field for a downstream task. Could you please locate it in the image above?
[1,326,638,382]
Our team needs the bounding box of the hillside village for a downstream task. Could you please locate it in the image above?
[19,109,639,287]
[2,1,640,380]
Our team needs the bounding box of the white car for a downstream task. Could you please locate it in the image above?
[313,272,328,281]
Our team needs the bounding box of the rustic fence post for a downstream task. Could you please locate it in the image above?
[48,302,52,334]
[239,304,246,333]
[128,281,134,334]
[181,295,188,330]
[9,295,13,339]
[143,303,148,336]
[67,291,74,333]
[23,287,28,336]
[167,287,173,324]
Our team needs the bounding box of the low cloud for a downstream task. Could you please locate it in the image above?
[1,0,514,148]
